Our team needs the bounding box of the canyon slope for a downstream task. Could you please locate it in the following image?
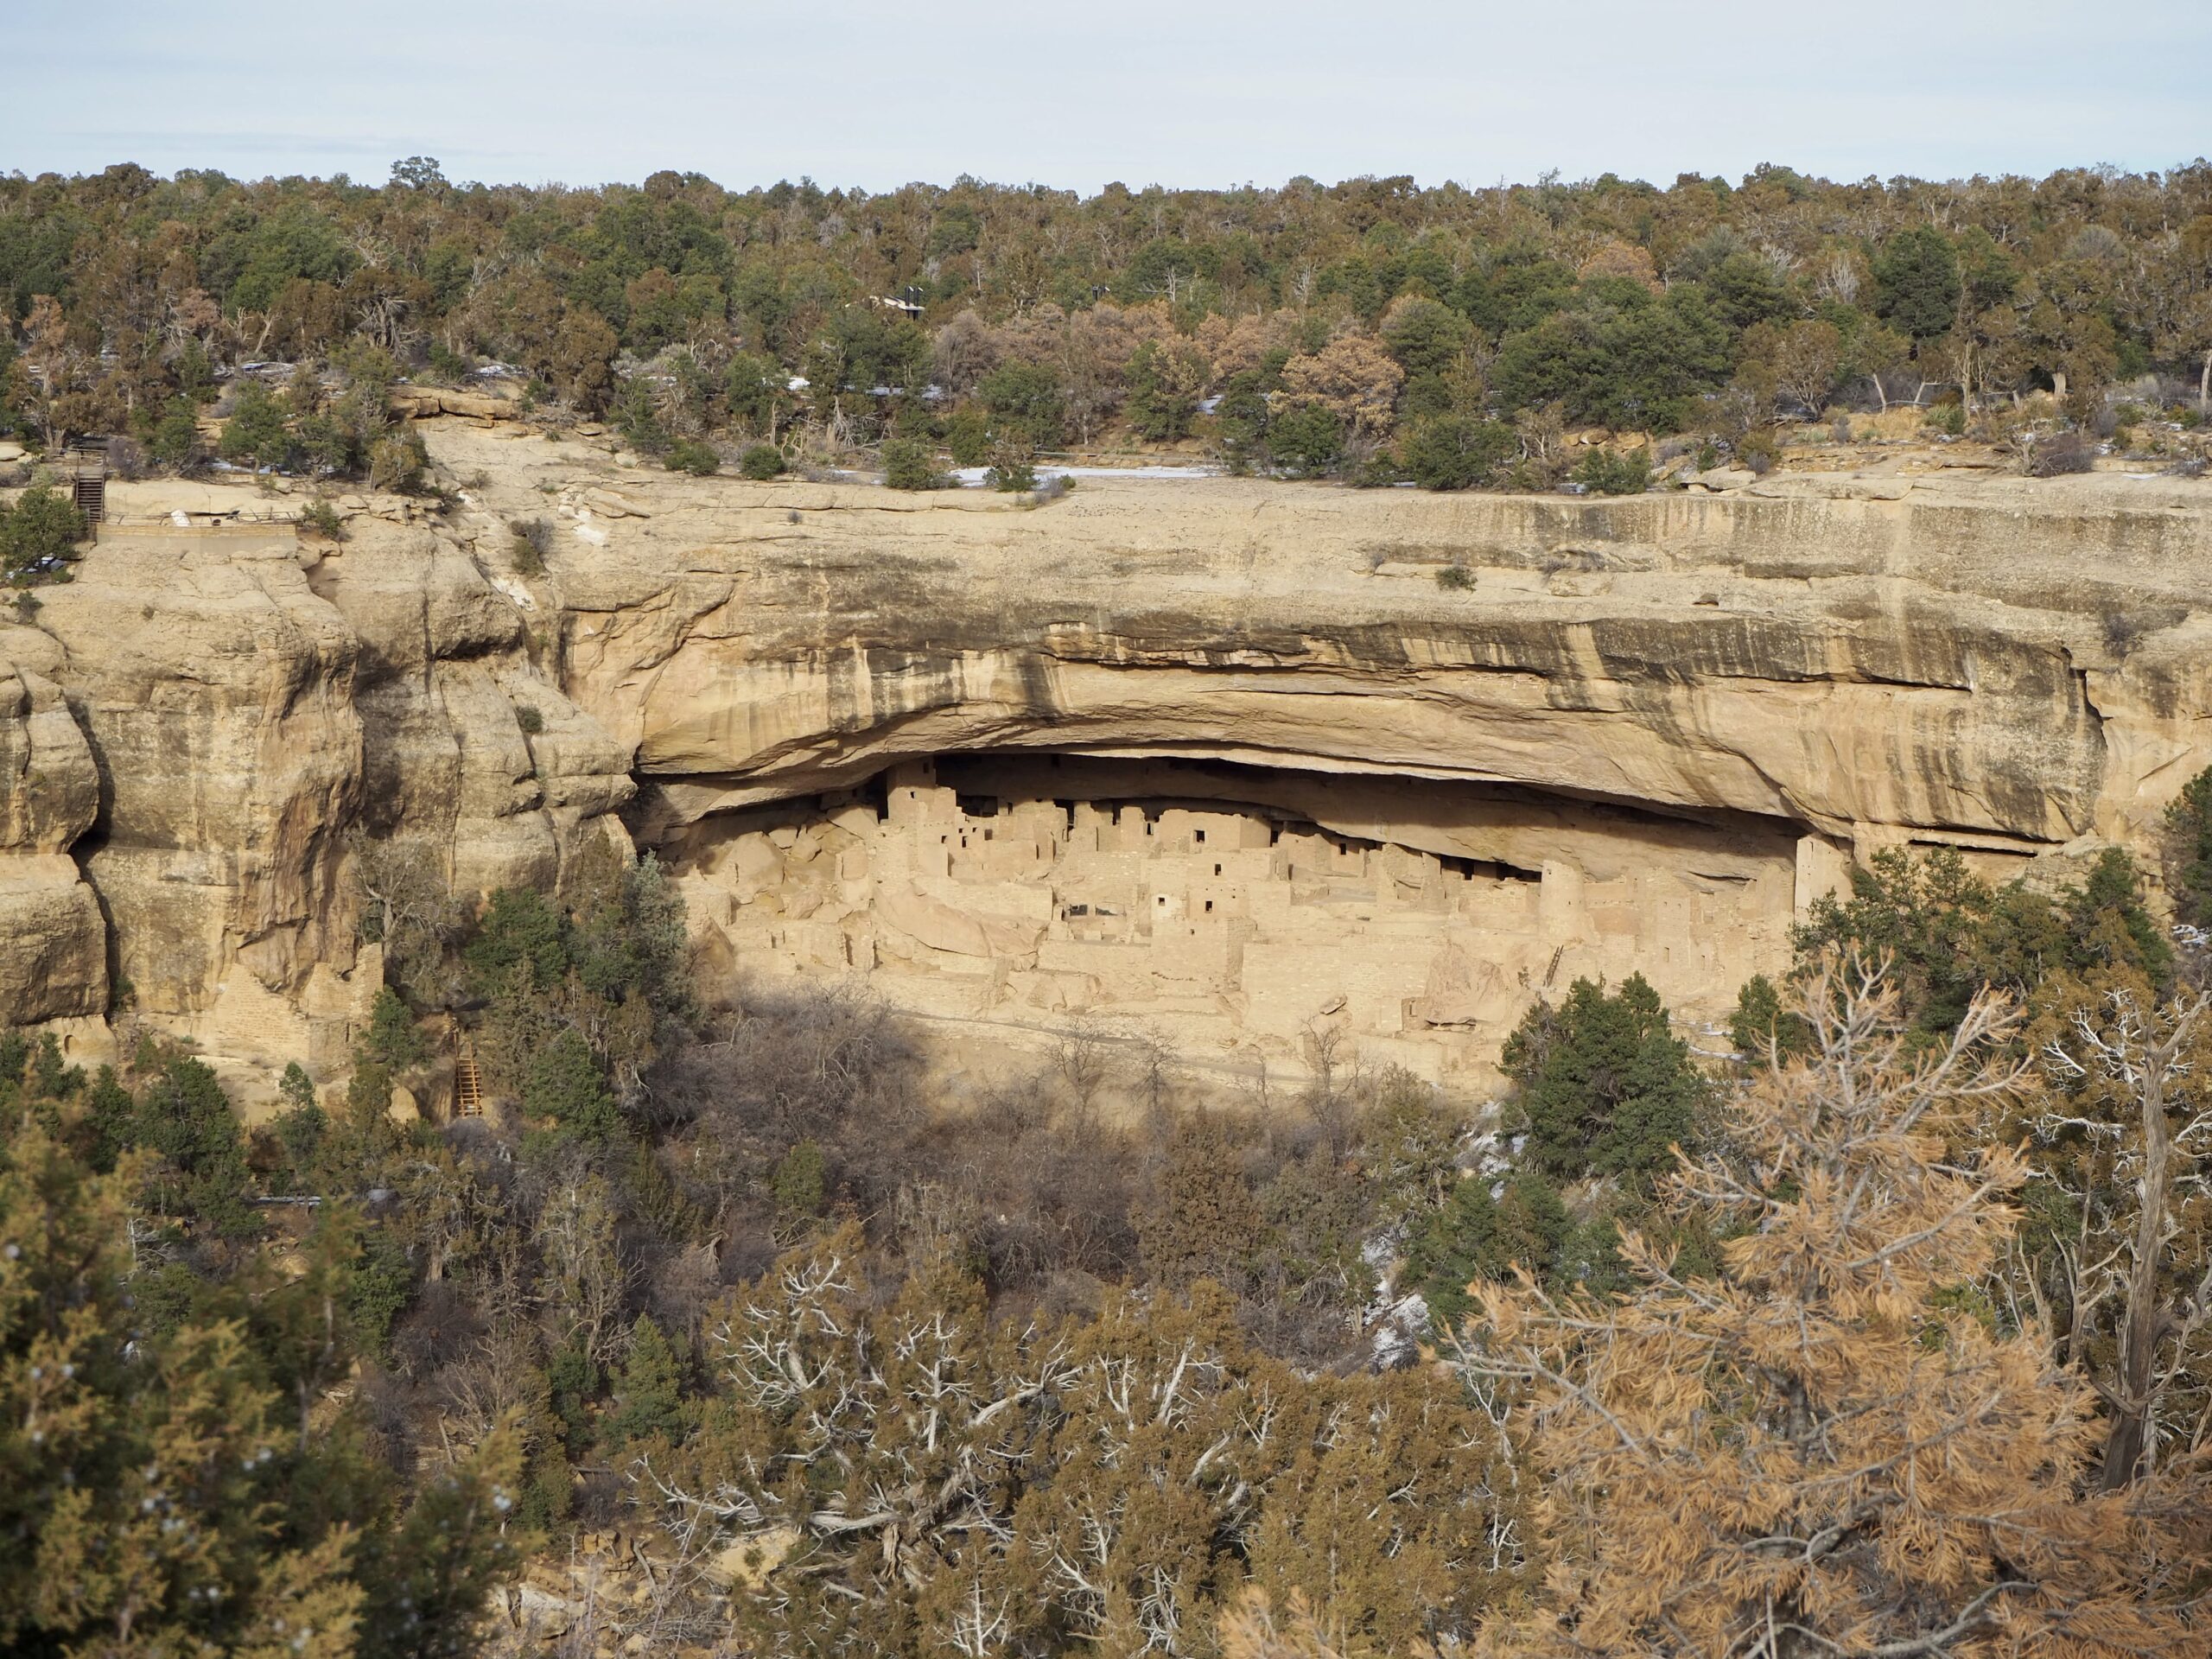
[7,421,2209,1102]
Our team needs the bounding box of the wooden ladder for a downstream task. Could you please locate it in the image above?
[68,442,107,526]
[454,1045,485,1118]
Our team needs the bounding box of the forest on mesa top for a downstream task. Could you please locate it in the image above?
[3,159,2212,486]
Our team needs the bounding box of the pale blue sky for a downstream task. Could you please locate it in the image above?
[10,1,2208,191]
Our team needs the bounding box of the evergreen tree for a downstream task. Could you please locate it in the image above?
[603,1315,686,1450]
[0,484,86,579]
[218,378,295,471]
[1405,1172,1570,1326]
[1399,412,1515,489]
[524,1028,620,1143]
[2164,764,2212,930]
[359,987,426,1071]
[132,1054,259,1236]
[0,1113,518,1659]
[1503,975,1711,1183]
[1135,1114,1265,1287]
[1872,224,1963,341]
[1726,971,1810,1065]
[1463,959,2210,1655]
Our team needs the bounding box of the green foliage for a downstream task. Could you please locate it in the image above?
[665,435,719,475]
[1573,445,1652,494]
[1360,1066,1465,1227]
[30,1033,79,1103]
[524,1027,622,1143]
[508,514,551,575]
[1407,1171,1572,1325]
[722,351,787,435]
[803,302,928,402]
[603,1315,687,1450]
[1873,225,1963,340]
[1123,338,1201,440]
[1452,244,1580,341]
[270,1093,328,1192]
[1774,843,2171,1048]
[658,1233,1522,1655]
[0,1094,516,1659]
[1400,412,1516,489]
[365,423,429,493]
[978,359,1065,448]
[1212,366,1275,473]
[361,986,427,1071]
[1491,282,1732,431]
[880,435,939,489]
[941,403,991,467]
[1135,1114,1265,1287]
[352,1422,524,1659]
[2066,846,2171,985]
[219,378,295,470]
[300,494,346,539]
[2164,764,2212,931]
[175,336,217,403]
[769,1137,827,1237]
[1382,294,1474,411]
[1793,846,1994,1041]
[84,1065,133,1173]
[737,442,786,479]
[1503,974,1712,1183]
[983,434,1038,491]
[130,1054,261,1236]
[347,1220,415,1359]
[147,395,202,470]
[3,161,2209,483]
[1727,971,1813,1065]
[0,483,86,578]
[1436,562,1475,589]
[466,887,572,991]
[1267,403,1346,477]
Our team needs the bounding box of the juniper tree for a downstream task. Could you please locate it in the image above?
[1459,956,2210,1656]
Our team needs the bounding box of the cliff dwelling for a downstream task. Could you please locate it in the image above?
[662,753,1833,1090]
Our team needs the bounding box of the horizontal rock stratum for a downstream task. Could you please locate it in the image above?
[3,425,2208,1098]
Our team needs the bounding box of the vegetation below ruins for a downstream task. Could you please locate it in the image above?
[3,161,2212,512]
[10,147,2212,1642]
[6,750,2212,1653]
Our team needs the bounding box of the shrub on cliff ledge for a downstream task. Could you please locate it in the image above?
[1400,412,1516,490]
[665,436,719,475]
[0,483,86,578]
[880,435,939,489]
[1572,444,1653,495]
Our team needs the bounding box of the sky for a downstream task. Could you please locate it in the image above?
[7,1,2208,194]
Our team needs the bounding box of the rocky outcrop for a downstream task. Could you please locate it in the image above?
[0,623,105,1026]
[35,526,364,1032]
[441,433,2204,867]
[400,424,2212,1084]
[5,429,2209,1097]
[5,483,633,1101]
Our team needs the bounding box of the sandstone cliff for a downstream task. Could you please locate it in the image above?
[435,424,2212,1087]
[4,426,2208,1099]
[7,482,631,1103]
